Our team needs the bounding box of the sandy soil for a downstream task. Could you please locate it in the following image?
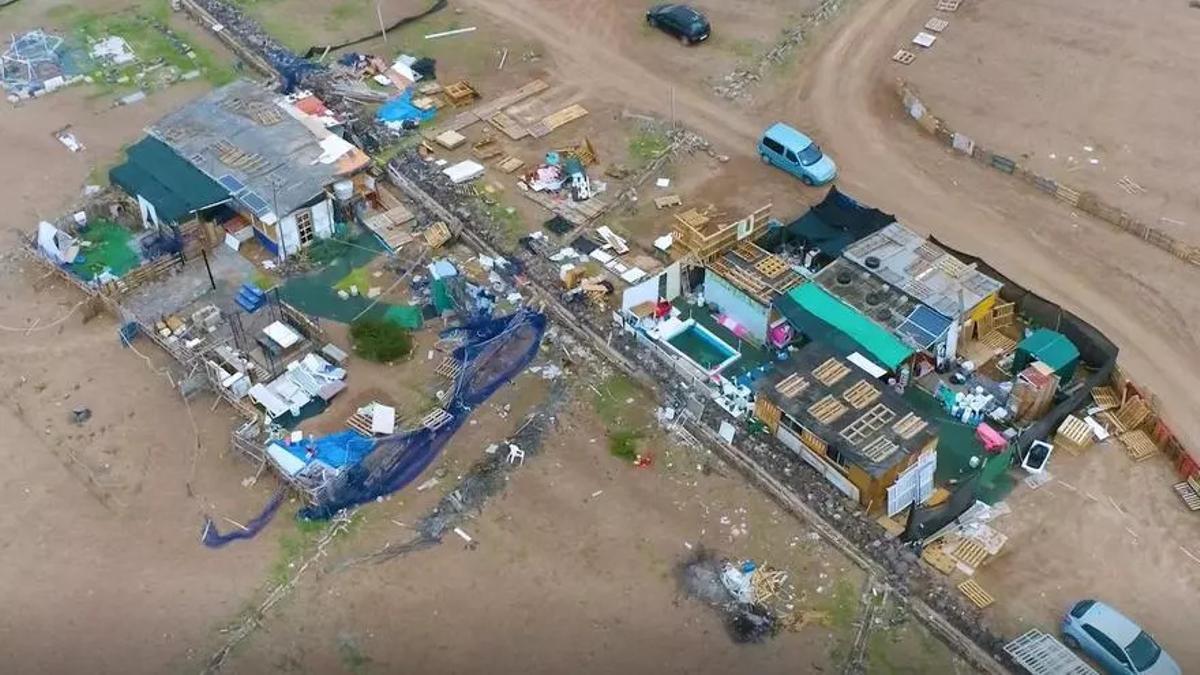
[975,440,1200,667]
[897,0,1200,246]
[0,257,281,673]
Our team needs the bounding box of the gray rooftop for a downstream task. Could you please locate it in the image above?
[148,80,350,221]
[842,223,1003,318]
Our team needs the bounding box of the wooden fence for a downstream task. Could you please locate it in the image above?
[895,79,1200,267]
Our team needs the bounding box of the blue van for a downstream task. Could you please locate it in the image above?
[757,122,837,186]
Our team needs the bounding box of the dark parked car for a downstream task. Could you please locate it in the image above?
[646,4,711,45]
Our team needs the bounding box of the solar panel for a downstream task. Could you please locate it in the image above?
[907,305,952,336]
[239,191,271,215]
[218,174,247,193]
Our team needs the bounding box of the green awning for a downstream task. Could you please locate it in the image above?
[1015,328,1079,380]
[109,136,229,224]
[778,284,914,369]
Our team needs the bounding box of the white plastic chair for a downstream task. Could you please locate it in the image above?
[506,444,525,466]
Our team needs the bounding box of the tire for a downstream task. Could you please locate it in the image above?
[760,153,770,165]
[647,16,658,28]
[1062,634,1081,650]
[801,175,814,186]
[680,34,691,46]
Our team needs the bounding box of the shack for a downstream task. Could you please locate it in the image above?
[146,79,369,259]
[753,342,939,510]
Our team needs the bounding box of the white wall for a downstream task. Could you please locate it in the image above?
[277,198,335,260]
[704,272,770,343]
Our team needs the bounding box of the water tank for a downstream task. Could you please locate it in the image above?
[333,180,354,202]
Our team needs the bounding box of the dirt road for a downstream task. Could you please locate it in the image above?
[466,0,1200,451]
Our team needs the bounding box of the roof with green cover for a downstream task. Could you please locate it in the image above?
[109,136,229,224]
[777,283,915,369]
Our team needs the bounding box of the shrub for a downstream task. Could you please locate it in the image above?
[349,318,413,362]
[608,430,641,461]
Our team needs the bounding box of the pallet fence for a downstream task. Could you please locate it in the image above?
[895,79,1200,267]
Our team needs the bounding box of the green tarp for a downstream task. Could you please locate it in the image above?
[383,305,423,329]
[109,136,229,224]
[430,279,454,314]
[778,284,914,369]
[1015,328,1079,381]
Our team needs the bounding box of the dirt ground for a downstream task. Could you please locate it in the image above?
[896,0,1200,247]
[974,440,1200,667]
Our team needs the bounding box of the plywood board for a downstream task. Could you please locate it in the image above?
[527,104,589,138]
[488,111,529,140]
[922,545,957,575]
[496,156,526,173]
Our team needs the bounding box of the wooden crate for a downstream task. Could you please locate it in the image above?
[444,80,479,107]
[957,579,994,608]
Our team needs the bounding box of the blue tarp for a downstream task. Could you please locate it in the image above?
[377,89,437,125]
[280,430,375,469]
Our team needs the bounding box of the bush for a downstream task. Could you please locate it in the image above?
[608,430,642,461]
[349,318,413,362]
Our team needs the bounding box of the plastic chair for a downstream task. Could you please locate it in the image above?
[506,444,525,466]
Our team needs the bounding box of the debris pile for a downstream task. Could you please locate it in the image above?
[1,30,85,101]
[677,549,789,643]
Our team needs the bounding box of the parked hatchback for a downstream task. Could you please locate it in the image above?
[646,4,711,44]
[1062,600,1180,674]
[758,122,837,186]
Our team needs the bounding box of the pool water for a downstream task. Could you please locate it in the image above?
[667,324,737,370]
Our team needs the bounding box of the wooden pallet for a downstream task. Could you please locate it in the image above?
[809,395,848,424]
[876,514,906,538]
[892,412,929,439]
[435,357,461,379]
[991,302,1015,329]
[936,0,962,11]
[775,373,810,398]
[527,104,589,138]
[843,380,881,409]
[813,357,850,386]
[958,579,994,608]
[653,195,683,210]
[444,80,479,107]
[1090,386,1120,411]
[1174,481,1200,511]
[488,111,528,140]
[754,254,791,279]
[1115,395,1151,431]
[1054,415,1094,455]
[496,156,525,173]
[922,545,957,575]
[840,403,896,445]
[892,49,916,65]
[421,408,454,430]
[424,221,453,249]
[979,331,1017,353]
[924,17,949,32]
[1120,429,1159,462]
[951,538,989,569]
[861,436,899,462]
[346,412,374,437]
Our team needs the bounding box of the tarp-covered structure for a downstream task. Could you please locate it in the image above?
[109,136,230,225]
[1015,328,1080,382]
[757,188,894,269]
[775,283,914,370]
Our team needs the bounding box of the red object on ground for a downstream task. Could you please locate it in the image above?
[634,454,654,468]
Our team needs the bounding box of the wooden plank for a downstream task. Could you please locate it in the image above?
[876,514,905,538]
[809,396,848,424]
[527,103,589,138]
[488,111,529,140]
[496,156,526,173]
[958,579,994,609]
[813,357,851,386]
[843,380,881,409]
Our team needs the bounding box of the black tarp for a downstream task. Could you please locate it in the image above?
[758,187,894,268]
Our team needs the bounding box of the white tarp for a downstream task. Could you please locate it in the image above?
[442,160,485,184]
[37,221,77,264]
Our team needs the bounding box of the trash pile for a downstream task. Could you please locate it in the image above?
[519,151,605,203]
[677,549,800,644]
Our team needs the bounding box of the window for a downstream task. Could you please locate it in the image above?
[1082,625,1129,665]
[798,143,824,166]
[785,150,799,164]
[295,210,315,246]
[1126,631,1162,672]
[763,137,785,154]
